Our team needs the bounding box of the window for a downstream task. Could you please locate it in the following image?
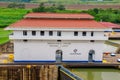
[23,31,27,36]
[90,40,95,42]
[32,31,36,36]
[23,39,28,42]
[40,31,44,36]
[74,31,78,36]
[91,32,94,36]
[57,31,61,36]
[49,31,53,36]
[57,40,61,42]
[82,31,86,36]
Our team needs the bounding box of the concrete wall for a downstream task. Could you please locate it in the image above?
[14,40,105,62]
[13,30,105,38]
[11,30,107,40]
[0,65,58,80]
[0,41,13,54]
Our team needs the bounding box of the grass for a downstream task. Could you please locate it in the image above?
[0,8,30,28]
[0,28,12,45]
[0,8,30,44]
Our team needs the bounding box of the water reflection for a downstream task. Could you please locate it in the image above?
[70,68,120,80]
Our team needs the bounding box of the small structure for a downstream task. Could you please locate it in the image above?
[97,0,103,1]
[110,52,116,56]
[117,59,120,62]
[100,22,120,39]
[6,13,111,63]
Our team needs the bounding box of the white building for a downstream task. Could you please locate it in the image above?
[100,22,120,39]
[6,13,111,63]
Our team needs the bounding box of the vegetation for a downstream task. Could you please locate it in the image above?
[0,0,30,2]
[32,3,66,12]
[84,8,120,23]
[0,8,30,28]
[0,7,120,44]
[30,0,120,4]
[0,8,30,44]
[0,28,12,45]
[0,0,120,4]
[32,4,120,23]
[7,3,25,9]
[32,3,82,13]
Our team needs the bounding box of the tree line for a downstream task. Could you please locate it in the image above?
[7,3,25,9]
[1,3,120,29]
[32,3,65,13]
[85,8,120,23]
[32,4,120,23]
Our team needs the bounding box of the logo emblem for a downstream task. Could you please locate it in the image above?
[73,49,77,53]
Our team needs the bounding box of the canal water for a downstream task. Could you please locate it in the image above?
[70,68,120,80]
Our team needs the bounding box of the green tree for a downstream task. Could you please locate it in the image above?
[93,8,99,14]
[7,3,25,9]
[32,3,66,13]
[57,5,65,10]
[32,3,46,12]
[7,3,16,8]
[38,3,46,12]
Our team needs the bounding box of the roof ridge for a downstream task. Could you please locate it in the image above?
[24,12,94,20]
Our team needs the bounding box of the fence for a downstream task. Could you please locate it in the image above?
[0,65,58,80]
[58,65,83,80]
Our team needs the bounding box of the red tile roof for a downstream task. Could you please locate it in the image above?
[100,22,120,28]
[9,19,107,29]
[24,13,94,19]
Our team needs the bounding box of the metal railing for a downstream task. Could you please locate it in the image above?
[105,41,119,47]
[58,65,83,80]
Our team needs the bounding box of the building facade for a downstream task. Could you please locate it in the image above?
[100,22,120,39]
[6,13,111,63]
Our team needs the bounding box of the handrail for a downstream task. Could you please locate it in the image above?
[105,41,119,47]
[59,65,83,80]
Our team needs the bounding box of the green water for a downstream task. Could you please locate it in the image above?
[70,68,120,80]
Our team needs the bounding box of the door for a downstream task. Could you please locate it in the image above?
[56,50,62,62]
[88,50,95,62]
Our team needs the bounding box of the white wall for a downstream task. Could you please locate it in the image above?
[11,30,107,40]
[20,30,105,37]
[14,40,105,62]
[61,40,104,62]
[14,40,57,61]
[94,31,104,36]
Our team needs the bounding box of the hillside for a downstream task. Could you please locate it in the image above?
[0,8,29,45]
[31,0,120,4]
[0,0,120,4]
[31,0,120,2]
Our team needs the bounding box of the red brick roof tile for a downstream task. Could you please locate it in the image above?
[9,19,107,29]
[24,13,94,19]
[100,22,120,28]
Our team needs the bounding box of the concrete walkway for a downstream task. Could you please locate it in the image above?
[103,53,120,64]
[0,54,13,63]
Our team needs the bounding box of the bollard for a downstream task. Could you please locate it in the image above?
[3,60,8,63]
[118,65,120,69]
[8,54,14,62]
